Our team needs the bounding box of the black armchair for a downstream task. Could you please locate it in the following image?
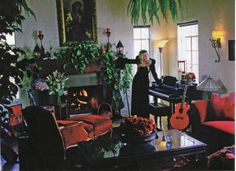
[19,106,82,170]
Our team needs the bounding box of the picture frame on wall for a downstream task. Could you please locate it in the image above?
[228,40,235,61]
[56,0,97,45]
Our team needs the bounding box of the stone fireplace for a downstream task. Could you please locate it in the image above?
[66,73,105,114]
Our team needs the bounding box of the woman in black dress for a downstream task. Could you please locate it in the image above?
[117,50,161,118]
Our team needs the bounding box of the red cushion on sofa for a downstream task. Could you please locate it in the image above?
[203,121,235,135]
[209,93,226,120]
[194,100,209,123]
[223,92,235,120]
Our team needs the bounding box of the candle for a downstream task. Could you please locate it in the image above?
[38,30,44,36]
[106,28,111,33]
[38,30,44,40]
[101,47,106,54]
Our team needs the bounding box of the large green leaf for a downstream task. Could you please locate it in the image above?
[128,0,180,25]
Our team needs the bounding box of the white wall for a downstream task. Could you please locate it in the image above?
[15,0,60,50]
[153,0,235,94]
[16,0,235,96]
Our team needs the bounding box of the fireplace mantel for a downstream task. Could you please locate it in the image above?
[66,73,102,88]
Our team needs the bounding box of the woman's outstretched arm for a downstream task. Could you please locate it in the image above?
[115,56,139,69]
[150,59,162,85]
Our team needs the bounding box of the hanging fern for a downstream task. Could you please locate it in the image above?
[128,0,180,25]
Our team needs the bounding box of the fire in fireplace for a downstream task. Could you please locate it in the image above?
[67,85,103,114]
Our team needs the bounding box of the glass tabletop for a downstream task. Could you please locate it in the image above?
[78,129,207,162]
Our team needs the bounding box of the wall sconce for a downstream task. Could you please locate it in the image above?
[153,39,169,76]
[210,31,223,63]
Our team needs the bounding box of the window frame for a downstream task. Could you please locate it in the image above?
[177,21,199,82]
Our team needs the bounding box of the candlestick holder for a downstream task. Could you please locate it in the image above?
[38,30,45,58]
[105,28,112,51]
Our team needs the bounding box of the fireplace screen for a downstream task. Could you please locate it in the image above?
[67,85,103,114]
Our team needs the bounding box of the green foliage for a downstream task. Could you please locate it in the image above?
[57,41,133,102]
[0,0,35,34]
[19,70,33,96]
[121,64,133,91]
[0,42,25,104]
[57,41,100,74]
[102,50,118,85]
[102,51,133,92]
[127,0,180,25]
[46,70,69,96]
[0,0,35,105]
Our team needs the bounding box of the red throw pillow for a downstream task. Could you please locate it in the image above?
[223,92,235,120]
[209,93,226,120]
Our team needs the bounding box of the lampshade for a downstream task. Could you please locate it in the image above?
[196,76,220,92]
[116,40,124,49]
[153,39,169,48]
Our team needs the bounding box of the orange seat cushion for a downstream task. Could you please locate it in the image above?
[68,114,112,137]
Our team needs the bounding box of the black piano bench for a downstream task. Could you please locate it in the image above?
[149,103,172,130]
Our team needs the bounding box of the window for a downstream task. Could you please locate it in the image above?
[177,21,199,82]
[4,33,15,45]
[133,26,150,57]
[4,33,19,99]
[133,26,151,78]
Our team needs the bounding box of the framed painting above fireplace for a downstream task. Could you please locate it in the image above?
[56,0,97,45]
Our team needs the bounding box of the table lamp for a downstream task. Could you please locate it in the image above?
[196,76,220,99]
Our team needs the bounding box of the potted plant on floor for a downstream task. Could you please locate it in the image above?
[0,0,35,163]
[102,49,133,117]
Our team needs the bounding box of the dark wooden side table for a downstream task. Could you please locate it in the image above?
[42,103,68,120]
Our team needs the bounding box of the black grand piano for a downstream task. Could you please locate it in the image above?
[149,77,203,104]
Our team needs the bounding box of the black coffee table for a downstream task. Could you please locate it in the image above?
[77,129,207,170]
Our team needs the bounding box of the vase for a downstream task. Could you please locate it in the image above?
[48,94,61,105]
[121,130,158,144]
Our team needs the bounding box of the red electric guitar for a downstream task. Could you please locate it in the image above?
[170,79,191,131]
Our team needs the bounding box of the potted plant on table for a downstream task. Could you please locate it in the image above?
[120,117,157,144]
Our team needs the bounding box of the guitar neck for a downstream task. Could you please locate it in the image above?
[180,80,191,108]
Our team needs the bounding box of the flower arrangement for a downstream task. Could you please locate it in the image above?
[33,79,49,91]
[46,70,69,96]
[121,117,156,137]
